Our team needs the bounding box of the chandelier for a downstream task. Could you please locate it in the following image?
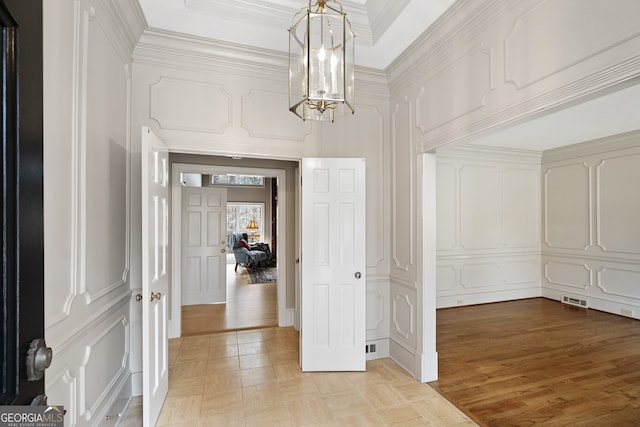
[289,0,355,122]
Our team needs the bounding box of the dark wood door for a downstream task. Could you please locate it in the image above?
[1,0,45,405]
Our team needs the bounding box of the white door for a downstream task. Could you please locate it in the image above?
[141,127,169,426]
[181,186,228,305]
[301,158,366,371]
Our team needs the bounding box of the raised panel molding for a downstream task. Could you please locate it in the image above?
[597,267,640,299]
[83,316,130,420]
[436,265,457,291]
[460,263,501,288]
[505,0,640,89]
[391,293,414,340]
[391,98,414,271]
[503,168,539,248]
[149,77,232,133]
[416,44,493,133]
[241,89,311,141]
[543,163,591,250]
[596,155,640,255]
[459,165,499,250]
[544,260,592,289]
[366,287,385,332]
[84,6,130,304]
[436,162,457,251]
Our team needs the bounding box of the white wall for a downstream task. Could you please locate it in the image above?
[435,145,541,307]
[387,0,640,380]
[541,131,640,318]
[43,0,144,425]
[128,28,393,384]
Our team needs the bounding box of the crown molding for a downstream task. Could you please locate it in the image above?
[134,28,390,97]
[542,129,640,164]
[107,0,147,52]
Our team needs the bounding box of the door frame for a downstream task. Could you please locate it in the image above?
[170,163,289,338]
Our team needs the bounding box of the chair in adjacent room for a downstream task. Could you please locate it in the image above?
[228,232,268,272]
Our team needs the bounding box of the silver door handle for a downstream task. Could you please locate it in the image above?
[354,272,362,279]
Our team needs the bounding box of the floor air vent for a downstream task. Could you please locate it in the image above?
[562,295,588,308]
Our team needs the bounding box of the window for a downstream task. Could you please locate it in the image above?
[227,203,264,241]
[212,174,264,187]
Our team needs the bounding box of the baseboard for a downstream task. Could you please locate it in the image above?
[280,308,295,327]
[417,350,438,383]
[95,371,132,426]
[437,288,542,308]
[389,338,417,378]
[542,288,640,320]
[131,371,143,397]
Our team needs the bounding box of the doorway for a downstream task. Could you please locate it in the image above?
[169,161,291,339]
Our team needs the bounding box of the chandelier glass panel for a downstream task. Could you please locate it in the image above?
[289,0,355,122]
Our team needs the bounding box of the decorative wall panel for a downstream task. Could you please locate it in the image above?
[544,261,591,290]
[390,279,417,352]
[84,317,129,417]
[242,89,310,141]
[460,263,501,288]
[505,0,640,89]
[460,165,499,250]
[391,99,414,271]
[436,266,456,291]
[596,154,640,254]
[544,163,590,250]
[150,77,232,133]
[503,168,539,248]
[542,133,640,319]
[416,45,493,132]
[436,147,541,307]
[436,163,457,251]
[598,267,640,299]
[84,6,130,302]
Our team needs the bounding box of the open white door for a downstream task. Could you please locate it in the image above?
[141,127,169,426]
[301,158,366,371]
[181,186,228,305]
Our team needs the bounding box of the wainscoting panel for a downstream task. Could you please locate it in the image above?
[390,278,417,351]
[542,132,640,319]
[436,146,541,307]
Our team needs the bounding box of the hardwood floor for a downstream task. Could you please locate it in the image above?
[181,263,277,335]
[431,298,640,426]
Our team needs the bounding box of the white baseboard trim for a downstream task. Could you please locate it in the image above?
[417,350,438,383]
[542,288,640,320]
[437,288,541,309]
[280,308,295,327]
[389,338,417,378]
[131,371,143,397]
[96,371,132,426]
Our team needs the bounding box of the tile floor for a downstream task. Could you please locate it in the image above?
[121,327,477,426]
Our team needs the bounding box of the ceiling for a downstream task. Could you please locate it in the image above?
[137,0,456,70]
[137,0,640,152]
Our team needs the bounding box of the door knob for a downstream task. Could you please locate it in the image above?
[26,339,52,381]
[135,293,143,302]
[151,292,162,302]
[221,248,226,253]
[354,272,362,279]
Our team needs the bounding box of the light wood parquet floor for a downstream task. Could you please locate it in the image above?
[431,298,640,426]
[156,327,476,426]
[181,262,277,335]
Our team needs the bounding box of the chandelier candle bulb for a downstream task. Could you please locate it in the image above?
[289,0,355,122]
